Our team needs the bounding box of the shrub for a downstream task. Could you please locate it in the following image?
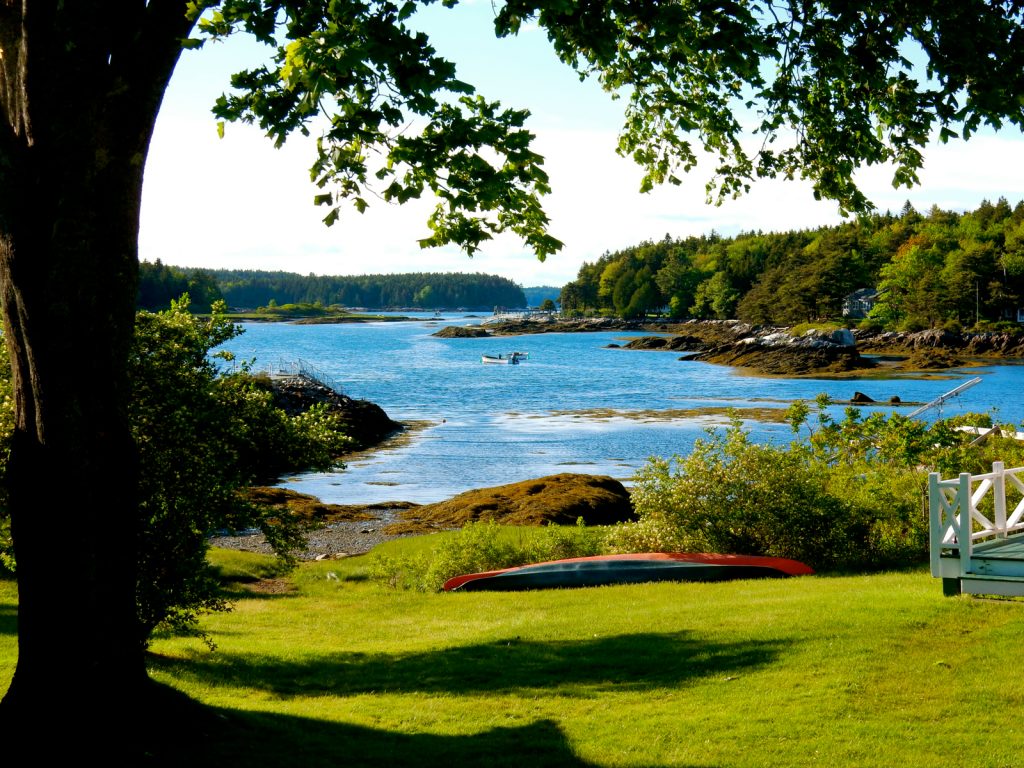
[899,317,928,333]
[624,425,869,569]
[131,298,350,642]
[1,296,353,643]
[619,405,1024,572]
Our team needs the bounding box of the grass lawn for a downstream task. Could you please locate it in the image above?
[2,546,1023,767]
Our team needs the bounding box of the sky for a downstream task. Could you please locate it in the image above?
[139,2,1024,287]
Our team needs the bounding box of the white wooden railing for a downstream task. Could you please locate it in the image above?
[929,461,1024,577]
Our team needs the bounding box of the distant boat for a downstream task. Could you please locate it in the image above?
[481,352,524,365]
[443,552,814,591]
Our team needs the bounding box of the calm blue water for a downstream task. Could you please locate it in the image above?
[219,314,1024,504]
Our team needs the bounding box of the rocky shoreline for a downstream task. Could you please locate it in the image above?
[209,514,412,559]
[433,317,1024,376]
[432,316,646,338]
[620,323,872,375]
[208,374,412,558]
[212,474,635,560]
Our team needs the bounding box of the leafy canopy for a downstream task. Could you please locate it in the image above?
[188,0,1024,242]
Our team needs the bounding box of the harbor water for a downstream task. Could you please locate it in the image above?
[218,314,1024,504]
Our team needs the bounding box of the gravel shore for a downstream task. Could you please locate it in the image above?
[209,510,414,560]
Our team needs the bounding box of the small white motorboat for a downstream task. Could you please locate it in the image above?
[481,352,523,365]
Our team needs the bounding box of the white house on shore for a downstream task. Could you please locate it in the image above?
[842,288,879,319]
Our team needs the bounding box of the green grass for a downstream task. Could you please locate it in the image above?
[0,575,15,693]
[790,321,848,335]
[2,552,1024,766]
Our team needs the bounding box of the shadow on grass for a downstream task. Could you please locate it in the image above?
[150,630,783,697]
[0,604,16,637]
[154,707,612,768]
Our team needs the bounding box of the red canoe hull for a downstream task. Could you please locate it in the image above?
[443,552,814,592]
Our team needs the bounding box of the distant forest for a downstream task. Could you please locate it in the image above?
[137,266,528,311]
[137,260,223,312]
[139,198,1024,330]
[560,198,1024,331]
[522,286,562,307]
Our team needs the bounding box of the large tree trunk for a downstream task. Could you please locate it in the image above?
[0,2,193,754]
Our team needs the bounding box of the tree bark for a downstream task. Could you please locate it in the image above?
[0,1,194,754]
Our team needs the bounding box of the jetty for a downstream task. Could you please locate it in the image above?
[930,461,1024,597]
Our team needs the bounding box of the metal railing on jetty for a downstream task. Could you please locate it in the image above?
[489,309,557,321]
[264,358,345,395]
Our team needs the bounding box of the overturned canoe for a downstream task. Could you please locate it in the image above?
[443,552,814,592]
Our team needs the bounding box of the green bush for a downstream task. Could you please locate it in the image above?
[1,296,354,643]
[617,403,1024,572]
[622,425,871,570]
[899,317,929,333]
[131,298,351,641]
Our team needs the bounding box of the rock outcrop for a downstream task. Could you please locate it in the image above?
[856,327,1024,357]
[265,374,402,450]
[432,325,491,338]
[624,321,872,375]
[385,473,635,534]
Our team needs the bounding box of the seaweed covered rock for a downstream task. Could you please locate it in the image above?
[857,327,1024,359]
[691,341,875,375]
[484,317,643,335]
[624,334,709,352]
[902,348,965,370]
[387,473,635,534]
[432,325,491,338]
[243,486,380,522]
